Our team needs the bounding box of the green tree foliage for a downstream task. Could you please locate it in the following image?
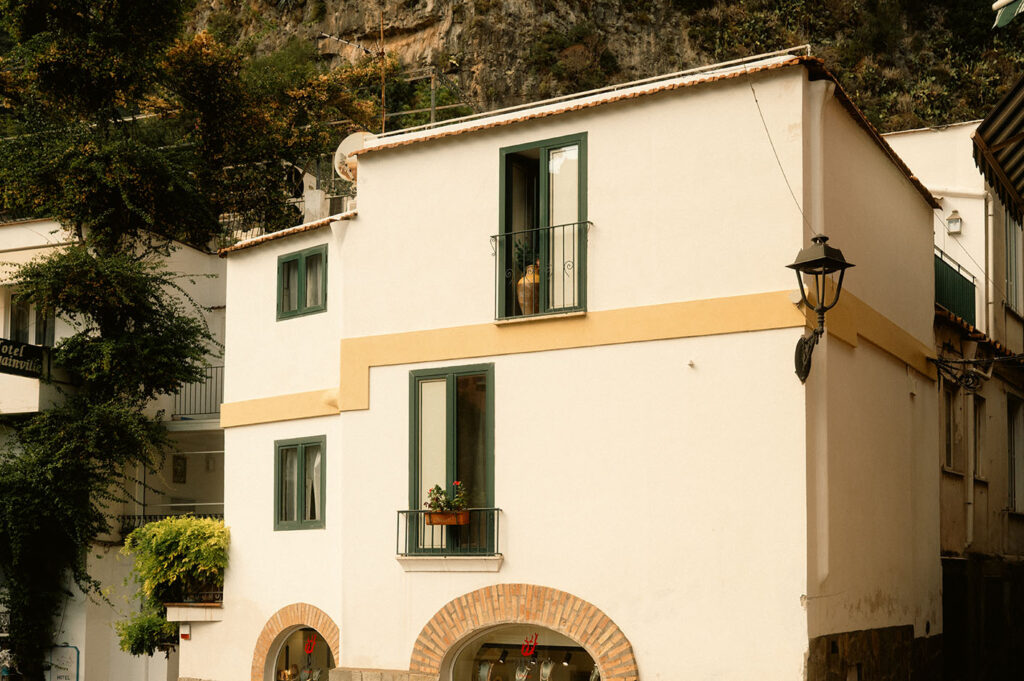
[684,0,1024,131]
[0,1,370,677]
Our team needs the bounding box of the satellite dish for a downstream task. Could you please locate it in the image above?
[334,132,376,181]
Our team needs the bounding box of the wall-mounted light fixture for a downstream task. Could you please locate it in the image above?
[498,650,508,664]
[562,652,572,666]
[787,234,854,382]
[946,209,963,234]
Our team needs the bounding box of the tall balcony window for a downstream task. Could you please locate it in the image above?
[495,133,589,319]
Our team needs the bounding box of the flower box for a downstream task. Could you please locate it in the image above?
[424,510,470,526]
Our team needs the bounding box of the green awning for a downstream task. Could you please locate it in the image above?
[995,0,1024,27]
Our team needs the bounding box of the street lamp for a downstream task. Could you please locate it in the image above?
[787,234,854,382]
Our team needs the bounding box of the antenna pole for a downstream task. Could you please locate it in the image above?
[430,67,436,124]
[380,8,386,134]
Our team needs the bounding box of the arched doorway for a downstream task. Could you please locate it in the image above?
[270,626,334,681]
[410,584,638,681]
[449,623,599,681]
[250,603,340,681]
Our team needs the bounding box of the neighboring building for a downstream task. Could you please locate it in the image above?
[180,50,945,681]
[886,105,1024,677]
[0,218,227,681]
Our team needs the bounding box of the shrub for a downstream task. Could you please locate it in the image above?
[115,610,178,656]
[122,515,230,604]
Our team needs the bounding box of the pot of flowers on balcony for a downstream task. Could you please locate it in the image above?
[424,481,470,525]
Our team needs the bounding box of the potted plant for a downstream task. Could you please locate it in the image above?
[423,481,471,525]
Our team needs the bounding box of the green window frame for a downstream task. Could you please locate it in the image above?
[277,244,328,320]
[408,363,495,509]
[407,363,495,555]
[497,132,588,319]
[274,435,326,531]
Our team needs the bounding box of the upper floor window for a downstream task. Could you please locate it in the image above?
[7,293,54,346]
[495,133,587,319]
[277,245,327,320]
[274,435,326,530]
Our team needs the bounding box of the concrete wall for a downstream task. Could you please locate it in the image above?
[803,85,941,645]
[222,227,342,402]
[54,545,176,681]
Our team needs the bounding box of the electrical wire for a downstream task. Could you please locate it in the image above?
[747,74,815,238]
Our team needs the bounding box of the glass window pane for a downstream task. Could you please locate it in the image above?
[10,296,30,344]
[455,373,487,508]
[418,379,447,506]
[303,444,322,521]
[281,259,299,313]
[279,446,298,522]
[305,252,323,308]
[548,145,579,309]
[35,306,55,346]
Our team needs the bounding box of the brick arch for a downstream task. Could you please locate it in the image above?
[250,602,341,681]
[410,584,638,681]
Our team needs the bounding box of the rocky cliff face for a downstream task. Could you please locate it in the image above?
[191,0,708,115]
[189,0,1024,132]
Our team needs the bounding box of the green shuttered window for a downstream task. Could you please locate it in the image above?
[277,245,328,320]
[274,435,326,530]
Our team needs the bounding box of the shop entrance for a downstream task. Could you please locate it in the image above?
[449,624,598,681]
[271,627,334,681]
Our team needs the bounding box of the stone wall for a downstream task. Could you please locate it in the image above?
[807,625,941,681]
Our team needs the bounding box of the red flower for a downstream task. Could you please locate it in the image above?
[453,480,461,485]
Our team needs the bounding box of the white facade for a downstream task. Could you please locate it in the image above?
[188,54,941,681]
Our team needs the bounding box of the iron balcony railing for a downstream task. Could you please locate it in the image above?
[397,508,501,556]
[165,590,223,605]
[173,366,224,418]
[491,221,591,320]
[935,248,977,326]
[118,510,224,537]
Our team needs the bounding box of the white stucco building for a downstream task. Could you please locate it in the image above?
[182,51,944,681]
[0,218,227,681]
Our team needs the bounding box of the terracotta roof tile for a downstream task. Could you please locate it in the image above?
[218,210,356,257]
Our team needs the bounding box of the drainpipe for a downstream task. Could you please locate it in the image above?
[966,391,975,549]
[806,78,835,586]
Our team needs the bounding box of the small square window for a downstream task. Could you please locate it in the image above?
[274,436,326,530]
[277,245,327,319]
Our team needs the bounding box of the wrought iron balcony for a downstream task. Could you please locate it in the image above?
[118,510,225,537]
[491,221,590,319]
[935,249,976,326]
[173,365,224,419]
[397,508,501,556]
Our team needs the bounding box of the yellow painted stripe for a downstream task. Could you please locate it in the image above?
[220,388,340,428]
[825,291,936,380]
[219,289,935,427]
[338,291,806,411]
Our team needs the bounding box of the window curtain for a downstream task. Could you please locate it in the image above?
[305,253,322,308]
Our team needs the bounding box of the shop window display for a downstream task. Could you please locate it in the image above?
[273,627,334,681]
[450,624,598,681]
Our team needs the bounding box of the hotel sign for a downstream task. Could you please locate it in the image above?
[0,338,44,378]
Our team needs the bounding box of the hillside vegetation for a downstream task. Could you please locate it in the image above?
[192,0,1024,132]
